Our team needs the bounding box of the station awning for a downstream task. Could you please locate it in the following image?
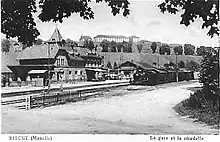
[28,70,47,74]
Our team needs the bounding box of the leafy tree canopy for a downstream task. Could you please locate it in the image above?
[100,39,110,52]
[159,44,170,55]
[84,40,94,51]
[178,60,185,68]
[1,0,130,46]
[184,44,195,55]
[106,61,112,69]
[1,0,40,46]
[185,60,200,71]
[1,39,11,53]
[173,45,183,55]
[159,0,219,37]
[2,0,218,47]
[199,49,219,103]
[196,46,214,56]
[151,42,157,53]
[137,43,143,53]
[66,38,78,47]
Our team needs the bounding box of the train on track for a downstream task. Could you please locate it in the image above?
[130,69,194,86]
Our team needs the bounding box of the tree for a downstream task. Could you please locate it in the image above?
[116,42,123,52]
[173,45,183,55]
[110,41,117,52]
[106,61,112,69]
[84,40,94,51]
[122,41,132,53]
[34,38,44,45]
[159,44,170,55]
[137,43,143,53]
[164,62,175,69]
[1,39,11,53]
[199,49,219,105]
[151,42,157,53]
[159,0,219,37]
[196,46,204,56]
[100,40,110,52]
[66,38,77,47]
[184,44,195,55]
[1,0,130,46]
[169,62,175,68]
[196,46,213,56]
[186,60,200,71]
[178,61,185,68]
[159,45,166,55]
[1,0,40,46]
[165,46,171,55]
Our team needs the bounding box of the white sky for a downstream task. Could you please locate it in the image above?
[2,0,219,47]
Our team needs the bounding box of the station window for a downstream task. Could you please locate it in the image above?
[61,59,64,65]
[57,59,60,66]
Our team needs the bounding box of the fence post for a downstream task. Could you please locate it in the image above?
[69,91,71,101]
[42,92,45,106]
[57,93,59,103]
[26,95,31,110]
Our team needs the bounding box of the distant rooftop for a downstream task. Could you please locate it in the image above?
[94,35,128,38]
[94,35,139,39]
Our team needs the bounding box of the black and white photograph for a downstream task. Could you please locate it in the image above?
[1,0,220,141]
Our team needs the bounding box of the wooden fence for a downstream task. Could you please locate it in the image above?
[27,88,112,109]
[27,91,81,109]
[25,82,129,109]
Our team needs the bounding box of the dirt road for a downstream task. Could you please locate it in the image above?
[1,81,218,134]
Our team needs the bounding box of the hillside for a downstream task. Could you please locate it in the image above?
[98,52,202,68]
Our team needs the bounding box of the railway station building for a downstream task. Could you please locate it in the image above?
[8,28,104,85]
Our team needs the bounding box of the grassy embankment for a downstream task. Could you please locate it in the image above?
[174,87,220,128]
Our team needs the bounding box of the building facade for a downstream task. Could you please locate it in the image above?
[94,35,139,43]
[9,28,103,85]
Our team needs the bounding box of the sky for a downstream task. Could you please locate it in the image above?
[2,0,219,47]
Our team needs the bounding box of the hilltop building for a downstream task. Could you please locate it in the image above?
[94,35,139,43]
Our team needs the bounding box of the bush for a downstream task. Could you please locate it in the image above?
[181,89,219,126]
[183,90,219,109]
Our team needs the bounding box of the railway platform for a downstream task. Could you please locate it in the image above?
[1,80,130,97]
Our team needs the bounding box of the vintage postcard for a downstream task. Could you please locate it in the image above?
[1,0,219,142]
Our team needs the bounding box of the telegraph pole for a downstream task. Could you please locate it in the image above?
[47,43,51,93]
[175,53,179,82]
[158,55,160,68]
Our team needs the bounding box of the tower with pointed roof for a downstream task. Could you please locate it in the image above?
[47,27,64,44]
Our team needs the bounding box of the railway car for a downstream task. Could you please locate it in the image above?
[131,68,194,86]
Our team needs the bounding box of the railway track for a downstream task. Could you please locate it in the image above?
[1,99,26,105]
[1,82,129,110]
